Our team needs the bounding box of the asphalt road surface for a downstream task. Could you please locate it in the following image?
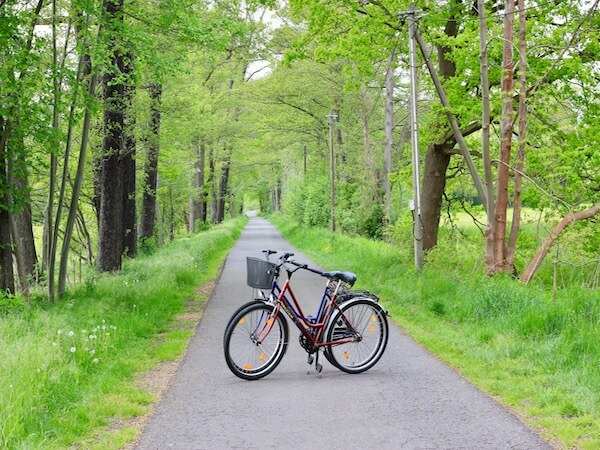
[135,216,551,450]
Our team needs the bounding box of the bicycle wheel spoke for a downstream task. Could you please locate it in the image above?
[326,299,388,374]
[224,303,289,380]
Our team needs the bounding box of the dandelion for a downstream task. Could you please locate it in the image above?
[68,331,74,337]
[52,342,58,347]
[70,347,76,353]
[89,349,95,355]
[57,329,63,335]
[92,358,99,364]
[89,335,96,340]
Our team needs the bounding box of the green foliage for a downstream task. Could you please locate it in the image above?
[0,218,244,448]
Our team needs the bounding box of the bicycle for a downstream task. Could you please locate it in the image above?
[223,250,389,380]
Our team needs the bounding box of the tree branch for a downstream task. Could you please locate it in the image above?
[521,202,600,283]
[527,0,599,98]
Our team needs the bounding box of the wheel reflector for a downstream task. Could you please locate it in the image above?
[243,363,253,370]
[259,353,266,361]
[238,318,246,325]
[343,351,350,359]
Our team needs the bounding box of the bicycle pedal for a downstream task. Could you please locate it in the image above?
[307,355,314,365]
[316,363,323,374]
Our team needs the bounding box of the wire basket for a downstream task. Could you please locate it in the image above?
[246,257,277,289]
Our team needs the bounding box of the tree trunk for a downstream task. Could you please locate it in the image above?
[97,0,126,273]
[217,152,231,223]
[420,7,458,252]
[506,0,527,269]
[360,87,378,197]
[139,82,162,241]
[52,14,91,299]
[491,0,515,273]
[0,129,15,295]
[478,0,496,269]
[8,144,37,293]
[383,48,395,220]
[122,51,136,258]
[189,139,206,232]
[521,203,600,283]
[209,146,218,224]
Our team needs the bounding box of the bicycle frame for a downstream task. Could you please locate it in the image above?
[264,276,358,349]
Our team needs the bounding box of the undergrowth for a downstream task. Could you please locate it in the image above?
[269,213,600,449]
[0,218,245,449]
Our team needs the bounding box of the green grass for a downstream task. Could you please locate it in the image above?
[269,213,600,449]
[0,217,246,449]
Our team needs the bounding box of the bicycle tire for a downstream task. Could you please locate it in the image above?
[324,298,388,374]
[223,302,288,380]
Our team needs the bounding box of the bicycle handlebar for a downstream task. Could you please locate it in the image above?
[262,250,326,278]
[287,259,324,276]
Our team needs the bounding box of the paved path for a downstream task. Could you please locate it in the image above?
[135,217,551,450]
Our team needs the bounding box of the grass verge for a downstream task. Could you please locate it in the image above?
[0,217,245,449]
[269,213,600,450]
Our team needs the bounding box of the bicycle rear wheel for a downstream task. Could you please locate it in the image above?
[324,298,388,374]
[223,303,288,380]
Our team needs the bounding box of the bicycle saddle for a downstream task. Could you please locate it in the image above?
[322,271,357,286]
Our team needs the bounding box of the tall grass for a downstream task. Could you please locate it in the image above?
[0,218,245,449]
[270,214,600,449]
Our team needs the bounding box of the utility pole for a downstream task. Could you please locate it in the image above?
[406,6,424,269]
[326,112,338,232]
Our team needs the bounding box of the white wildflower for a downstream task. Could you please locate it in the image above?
[70,347,76,353]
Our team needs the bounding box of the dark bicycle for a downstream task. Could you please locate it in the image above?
[223,250,389,380]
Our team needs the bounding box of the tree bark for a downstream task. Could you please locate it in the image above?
[139,82,162,241]
[122,51,136,258]
[478,0,496,269]
[217,151,231,223]
[189,139,206,232]
[97,0,126,273]
[521,203,600,283]
[421,7,459,252]
[8,140,37,293]
[209,146,218,224]
[491,0,515,273]
[506,0,527,269]
[0,127,15,295]
[383,48,395,220]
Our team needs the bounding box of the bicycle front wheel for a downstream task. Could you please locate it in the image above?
[223,303,288,380]
[324,298,388,374]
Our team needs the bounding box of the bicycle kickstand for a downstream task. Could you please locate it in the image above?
[306,351,323,377]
